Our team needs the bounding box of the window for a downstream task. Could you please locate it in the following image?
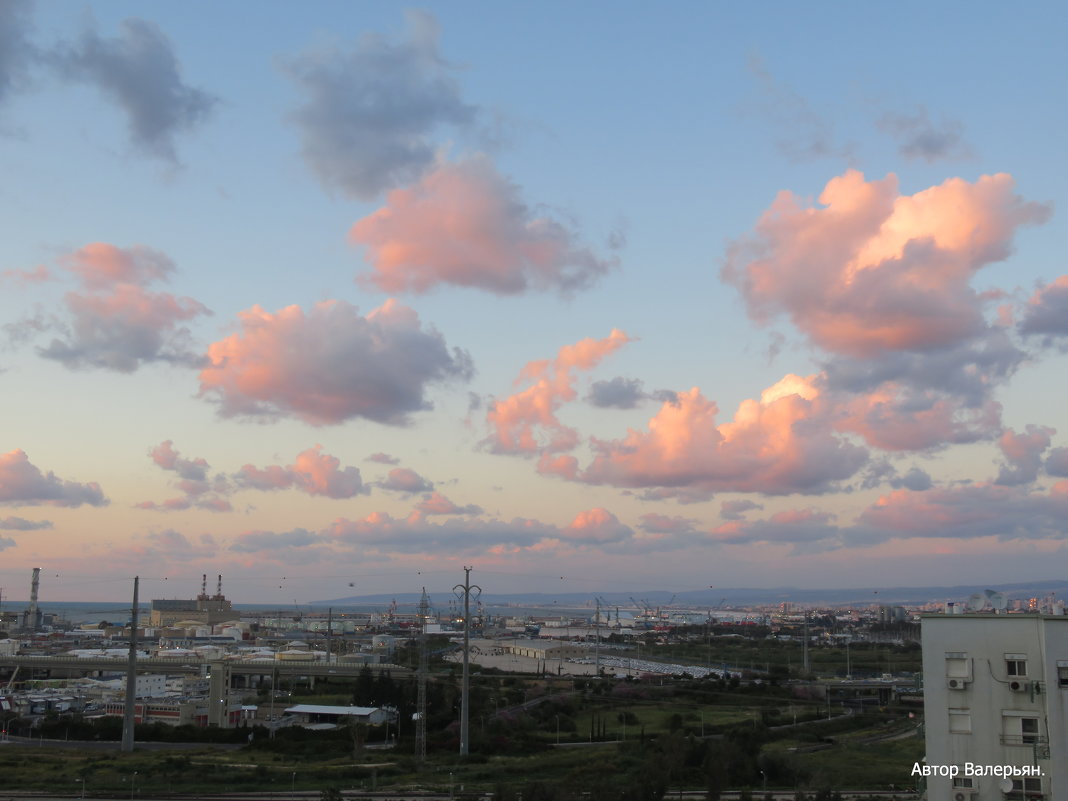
[1057,663,1068,688]
[1004,777,1044,800]
[1006,657,1028,677]
[1021,717,1039,744]
[1002,714,1043,746]
[948,708,972,734]
[951,776,975,789]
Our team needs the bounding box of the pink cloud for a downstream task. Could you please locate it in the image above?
[1,264,51,286]
[151,440,209,481]
[724,170,1050,357]
[377,467,433,494]
[562,508,633,543]
[834,384,1004,451]
[579,376,867,497]
[199,299,472,425]
[995,425,1055,486]
[0,449,107,507]
[413,491,482,516]
[236,445,367,499]
[857,482,1068,541]
[39,243,209,372]
[485,329,632,455]
[351,156,617,294]
[63,243,175,289]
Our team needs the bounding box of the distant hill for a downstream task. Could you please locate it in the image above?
[315,579,1068,609]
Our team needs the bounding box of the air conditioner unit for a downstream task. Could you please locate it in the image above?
[1009,679,1031,692]
[953,791,976,800]
[948,677,970,690]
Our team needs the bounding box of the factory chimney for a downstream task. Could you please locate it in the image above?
[25,567,41,632]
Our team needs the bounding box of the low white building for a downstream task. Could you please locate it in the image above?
[922,613,1066,800]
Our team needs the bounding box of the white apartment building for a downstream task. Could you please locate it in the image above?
[922,614,1068,800]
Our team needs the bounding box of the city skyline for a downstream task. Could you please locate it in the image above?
[2,2,1067,603]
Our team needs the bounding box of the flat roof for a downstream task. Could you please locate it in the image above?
[284,704,379,716]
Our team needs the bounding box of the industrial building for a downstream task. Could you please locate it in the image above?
[922,613,1066,800]
[149,575,236,627]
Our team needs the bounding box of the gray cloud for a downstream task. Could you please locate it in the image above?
[1046,447,1068,478]
[377,467,433,494]
[0,0,35,109]
[747,54,853,163]
[1019,278,1068,342]
[720,500,763,521]
[58,17,216,162]
[284,10,476,199]
[877,106,973,163]
[0,515,53,530]
[586,377,677,410]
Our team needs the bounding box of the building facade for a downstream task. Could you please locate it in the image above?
[922,614,1067,800]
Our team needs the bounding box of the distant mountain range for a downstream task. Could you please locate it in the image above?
[316,579,1068,609]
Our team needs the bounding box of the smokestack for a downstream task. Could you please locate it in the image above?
[28,567,41,632]
[216,574,222,599]
[200,573,207,600]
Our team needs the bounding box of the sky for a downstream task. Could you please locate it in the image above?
[1,1,1067,605]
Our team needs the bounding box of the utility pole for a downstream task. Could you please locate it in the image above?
[121,576,139,752]
[416,587,429,762]
[454,567,480,756]
[326,607,333,665]
[594,598,602,676]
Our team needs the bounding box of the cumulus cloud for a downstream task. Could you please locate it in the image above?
[485,329,631,456]
[0,515,53,530]
[0,449,107,507]
[857,482,1068,542]
[995,425,1055,486]
[352,156,617,294]
[236,445,367,499]
[284,10,476,199]
[57,17,216,162]
[586,377,677,410]
[39,243,209,372]
[199,299,473,426]
[712,508,840,553]
[377,467,433,494]
[877,106,973,163]
[723,170,1050,358]
[0,535,13,550]
[578,376,868,498]
[413,491,482,516]
[1019,276,1068,341]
